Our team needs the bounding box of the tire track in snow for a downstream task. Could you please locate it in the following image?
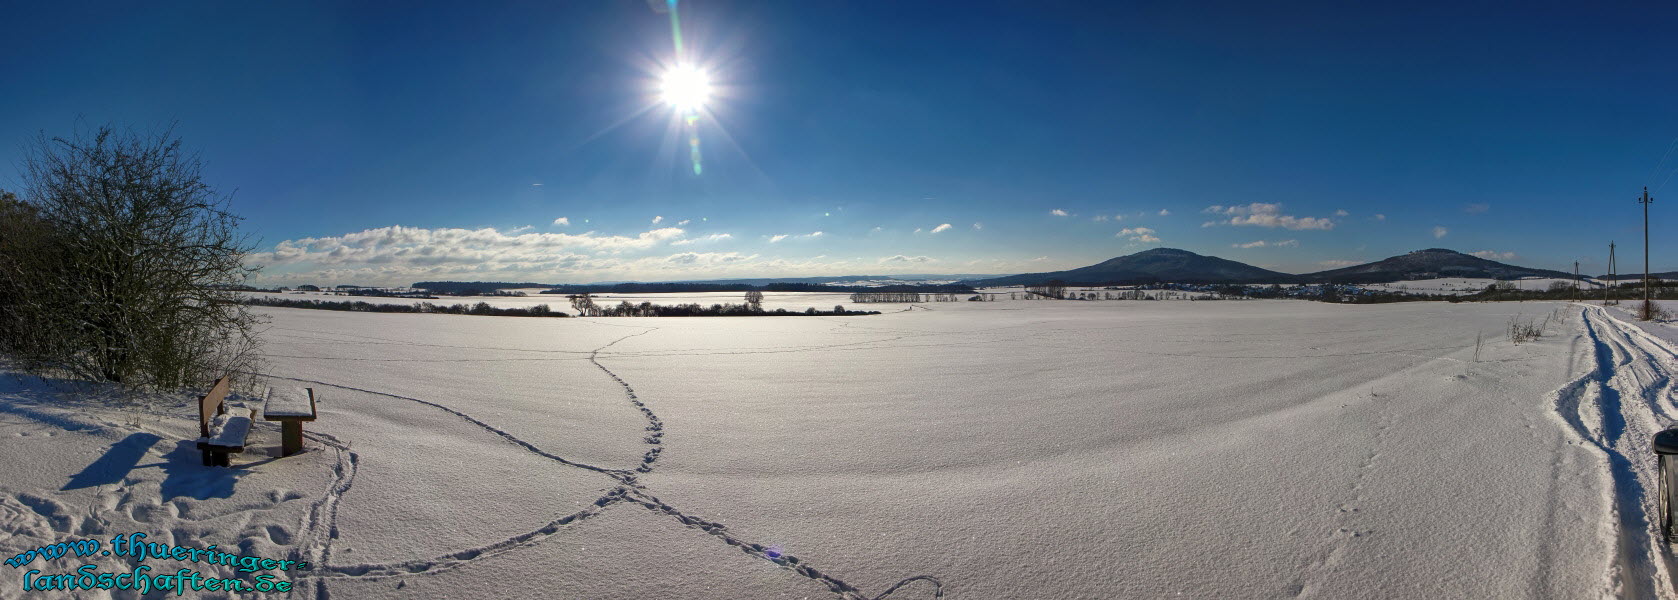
[1549,306,1678,598]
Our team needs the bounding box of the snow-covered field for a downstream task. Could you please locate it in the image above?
[246,290,875,313]
[1364,277,1603,295]
[4,300,1678,598]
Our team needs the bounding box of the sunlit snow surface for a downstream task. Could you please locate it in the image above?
[7,300,1678,598]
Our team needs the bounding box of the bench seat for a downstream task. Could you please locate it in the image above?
[197,406,254,466]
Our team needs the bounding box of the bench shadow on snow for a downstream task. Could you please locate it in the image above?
[60,434,264,501]
[62,431,161,490]
[0,374,265,501]
[61,432,258,499]
[155,440,260,501]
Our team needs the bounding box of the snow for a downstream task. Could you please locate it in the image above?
[262,387,315,419]
[200,408,254,448]
[4,299,1677,597]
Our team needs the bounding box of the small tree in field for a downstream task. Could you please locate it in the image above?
[0,126,261,391]
[745,290,764,311]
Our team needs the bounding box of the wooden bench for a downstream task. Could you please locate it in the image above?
[195,375,254,467]
[261,386,318,456]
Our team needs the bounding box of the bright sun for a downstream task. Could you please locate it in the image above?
[660,65,711,112]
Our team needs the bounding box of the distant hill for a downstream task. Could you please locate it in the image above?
[965,248,1292,286]
[414,249,1590,291]
[1598,271,1678,282]
[1299,249,1573,283]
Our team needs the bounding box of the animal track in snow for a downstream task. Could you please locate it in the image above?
[267,328,946,599]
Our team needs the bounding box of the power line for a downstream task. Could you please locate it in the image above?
[1648,133,1678,185]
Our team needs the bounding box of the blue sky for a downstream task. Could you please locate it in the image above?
[3,1,1676,284]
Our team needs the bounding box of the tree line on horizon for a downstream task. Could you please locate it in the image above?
[413,280,977,295]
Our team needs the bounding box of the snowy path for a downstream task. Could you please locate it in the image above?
[1552,306,1678,598]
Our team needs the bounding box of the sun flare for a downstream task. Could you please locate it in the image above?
[659,64,711,112]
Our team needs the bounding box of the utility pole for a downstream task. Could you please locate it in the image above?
[1574,261,1580,302]
[1641,187,1655,318]
[1608,241,1616,305]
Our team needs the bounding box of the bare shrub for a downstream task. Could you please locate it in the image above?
[1508,313,1543,344]
[0,125,261,392]
[1643,300,1672,322]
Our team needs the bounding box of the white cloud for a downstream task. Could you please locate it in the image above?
[972,222,983,230]
[769,231,822,243]
[1334,209,1350,217]
[1232,239,1295,249]
[1374,214,1386,221]
[245,224,717,285]
[1117,227,1160,243]
[652,215,663,225]
[1471,250,1517,261]
[1158,209,1171,216]
[251,238,896,287]
[930,223,953,234]
[1051,209,1069,216]
[507,225,533,234]
[677,219,690,226]
[670,233,732,246]
[1433,226,1448,239]
[664,251,753,265]
[553,217,570,226]
[1093,215,1109,222]
[913,227,923,233]
[878,255,934,264]
[870,226,883,233]
[1464,203,1489,214]
[253,225,686,267]
[1201,203,1334,230]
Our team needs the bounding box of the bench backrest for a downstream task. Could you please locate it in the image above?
[199,375,233,438]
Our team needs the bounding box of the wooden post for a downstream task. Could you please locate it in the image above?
[281,422,304,456]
